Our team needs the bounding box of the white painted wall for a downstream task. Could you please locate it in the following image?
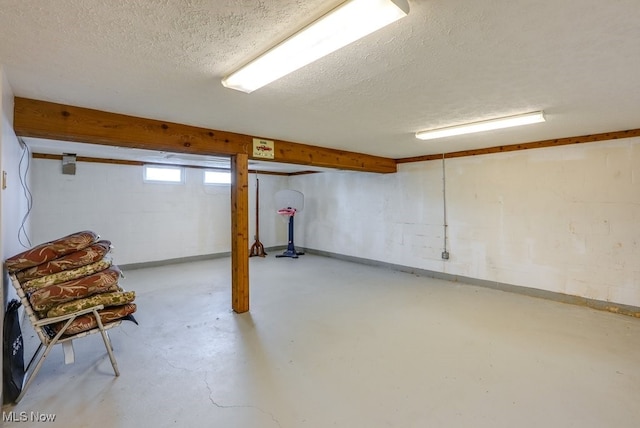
[1,68,31,302]
[1,66,32,404]
[30,160,288,265]
[28,136,640,307]
[291,138,640,307]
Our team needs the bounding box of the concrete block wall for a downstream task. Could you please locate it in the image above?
[27,136,640,307]
[1,66,31,404]
[291,137,640,307]
[1,68,29,303]
[30,159,289,265]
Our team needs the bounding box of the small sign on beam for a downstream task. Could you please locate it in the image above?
[252,138,275,159]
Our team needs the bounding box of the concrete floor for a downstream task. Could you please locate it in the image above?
[3,255,640,427]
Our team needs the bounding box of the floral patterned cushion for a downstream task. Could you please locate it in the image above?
[15,240,111,282]
[23,258,113,294]
[46,291,135,318]
[29,266,122,312]
[53,303,137,336]
[6,231,99,273]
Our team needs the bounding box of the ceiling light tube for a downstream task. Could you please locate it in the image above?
[415,111,546,141]
[222,0,410,93]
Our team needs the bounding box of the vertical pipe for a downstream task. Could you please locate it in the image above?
[442,154,449,259]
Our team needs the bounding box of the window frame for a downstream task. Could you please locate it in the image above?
[203,169,232,185]
[143,165,185,184]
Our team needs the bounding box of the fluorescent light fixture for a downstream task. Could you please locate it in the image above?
[222,0,410,93]
[415,111,546,141]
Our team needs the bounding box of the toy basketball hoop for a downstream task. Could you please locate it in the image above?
[275,189,304,259]
[276,189,304,213]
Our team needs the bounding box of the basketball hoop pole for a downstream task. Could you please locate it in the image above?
[274,189,304,259]
[276,209,304,259]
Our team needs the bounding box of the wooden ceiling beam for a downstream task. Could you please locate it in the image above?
[14,97,397,174]
[396,128,640,164]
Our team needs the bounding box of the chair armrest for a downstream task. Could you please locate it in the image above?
[33,305,105,326]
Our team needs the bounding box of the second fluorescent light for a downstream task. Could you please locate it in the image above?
[415,111,546,141]
[222,0,410,93]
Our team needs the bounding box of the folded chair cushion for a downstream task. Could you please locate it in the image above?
[54,304,137,336]
[15,240,111,282]
[6,231,99,273]
[47,291,136,317]
[29,267,122,312]
[22,258,113,293]
[4,232,138,404]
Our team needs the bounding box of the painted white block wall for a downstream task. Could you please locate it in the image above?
[1,68,30,302]
[1,66,32,403]
[30,160,288,265]
[291,138,640,307]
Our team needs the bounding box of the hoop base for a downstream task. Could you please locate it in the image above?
[276,215,304,259]
[275,245,304,259]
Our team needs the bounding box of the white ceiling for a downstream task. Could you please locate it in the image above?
[1,0,639,168]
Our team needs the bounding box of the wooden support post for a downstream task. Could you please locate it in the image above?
[231,153,250,313]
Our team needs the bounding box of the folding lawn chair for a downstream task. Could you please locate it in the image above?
[7,273,122,404]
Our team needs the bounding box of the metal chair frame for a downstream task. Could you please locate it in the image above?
[8,273,122,404]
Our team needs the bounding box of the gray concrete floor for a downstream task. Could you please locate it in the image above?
[3,255,640,427]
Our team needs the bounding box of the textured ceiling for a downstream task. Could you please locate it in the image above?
[1,0,639,163]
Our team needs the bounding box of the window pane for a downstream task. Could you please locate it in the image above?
[144,166,182,182]
[204,171,231,184]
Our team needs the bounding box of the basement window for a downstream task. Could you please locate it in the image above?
[204,170,231,185]
[143,165,184,183]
